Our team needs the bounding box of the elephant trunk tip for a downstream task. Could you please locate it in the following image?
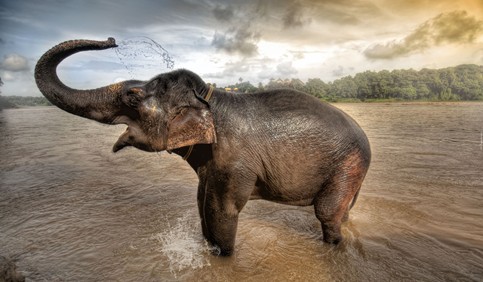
[107,37,117,48]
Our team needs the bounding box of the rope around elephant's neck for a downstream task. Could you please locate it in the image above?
[182,85,214,161]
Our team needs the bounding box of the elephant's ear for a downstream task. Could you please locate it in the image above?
[166,104,216,151]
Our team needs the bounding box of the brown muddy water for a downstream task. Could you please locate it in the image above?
[1,103,482,281]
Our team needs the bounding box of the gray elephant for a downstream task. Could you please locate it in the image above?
[35,38,371,256]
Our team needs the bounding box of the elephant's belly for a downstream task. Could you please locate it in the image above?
[250,180,317,206]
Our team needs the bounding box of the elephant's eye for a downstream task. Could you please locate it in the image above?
[123,87,145,107]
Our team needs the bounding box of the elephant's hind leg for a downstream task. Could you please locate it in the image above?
[313,151,368,244]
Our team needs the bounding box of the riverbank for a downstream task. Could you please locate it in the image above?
[0,96,51,110]
[2,95,482,110]
[328,97,483,104]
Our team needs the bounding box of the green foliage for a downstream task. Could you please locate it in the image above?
[225,81,258,93]
[0,95,17,110]
[221,64,483,102]
[0,77,16,110]
[328,64,483,101]
[304,78,329,99]
[0,65,481,110]
[0,96,52,109]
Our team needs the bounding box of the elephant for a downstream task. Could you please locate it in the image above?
[35,38,371,256]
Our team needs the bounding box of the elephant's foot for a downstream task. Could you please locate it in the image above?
[313,190,348,245]
[321,222,343,244]
[204,235,234,256]
[212,244,233,256]
[201,210,240,256]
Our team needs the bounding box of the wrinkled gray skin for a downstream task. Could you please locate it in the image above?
[35,38,371,256]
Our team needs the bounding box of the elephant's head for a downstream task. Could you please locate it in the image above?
[35,38,216,153]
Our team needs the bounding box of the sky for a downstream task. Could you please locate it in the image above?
[0,0,482,96]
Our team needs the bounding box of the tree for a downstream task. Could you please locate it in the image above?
[265,78,285,90]
[304,78,329,99]
[236,81,258,93]
[354,72,370,101]
[0,77,18,110]
[330,76,357,99]
[222,64,483,101]
[226,81,258,93]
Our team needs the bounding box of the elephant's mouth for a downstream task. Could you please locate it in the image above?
[112,127,132,152]
[112,126,162,153]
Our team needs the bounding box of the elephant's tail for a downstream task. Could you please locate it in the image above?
[349,189,360,210]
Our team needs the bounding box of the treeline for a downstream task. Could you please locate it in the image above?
[0,96,52,109]
[0,96,17,110]
[0,65,482,110]
[222,64,483,102]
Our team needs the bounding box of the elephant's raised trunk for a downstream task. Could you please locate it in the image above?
[35,38,125,124]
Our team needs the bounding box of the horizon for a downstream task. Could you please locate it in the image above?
[1,62,481,97]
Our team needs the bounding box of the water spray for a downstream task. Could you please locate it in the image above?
[114,36,175,78]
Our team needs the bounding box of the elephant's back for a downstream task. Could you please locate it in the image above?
[215,88,370,165]
[247,89,367,144]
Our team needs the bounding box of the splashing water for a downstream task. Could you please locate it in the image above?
[153,213,216,277]
[114,36,175,78]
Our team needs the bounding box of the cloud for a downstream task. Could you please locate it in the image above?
[0,71,15,81]
[204,58,254,80]
[282,1,312,29]
[212,5,234,22]
[0,54,29,72]
[212,24,260,57]
[364,10,483,59]
[332,65,345,77]
[276,61,298,76]
[65,60,126,71]
[209,2,272,57]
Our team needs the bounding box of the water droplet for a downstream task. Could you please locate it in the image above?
[152,213,213,277]
[114,36,175,78]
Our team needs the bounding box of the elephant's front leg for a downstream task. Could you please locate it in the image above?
[204,203,239,256]
[197,173,254,256]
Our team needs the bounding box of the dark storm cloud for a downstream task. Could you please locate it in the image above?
[212,5,234,22]
[282,1,311,29]
[212,25,260,57]
[207,0,384,57]
[364,10,483,59]
[210,2,265,57]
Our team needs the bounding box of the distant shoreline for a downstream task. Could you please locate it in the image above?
[0,95,52,110]
[330,99,483,104]
[2,96,482,111]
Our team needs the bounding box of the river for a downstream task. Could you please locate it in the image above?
[1,102,482,281]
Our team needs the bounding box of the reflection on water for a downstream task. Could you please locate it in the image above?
[1,103,482,281]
